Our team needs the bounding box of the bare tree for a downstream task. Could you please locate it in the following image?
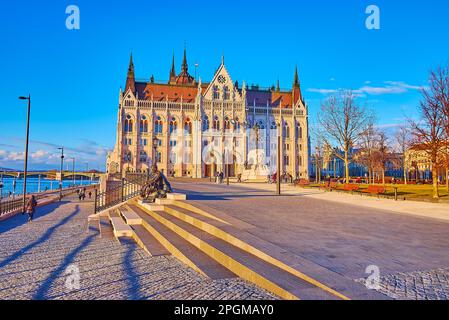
[354,124,378,184]
[318,91,374,182]
[410,67,447,199]
[373,130,391,185]
[395,125,411,184]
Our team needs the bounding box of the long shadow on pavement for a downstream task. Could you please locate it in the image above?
[0,200,70,235]
[121,239,144,300]
[0,205,81,270]
[33,234,96,300]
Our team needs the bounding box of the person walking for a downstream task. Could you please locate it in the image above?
[26,195,38,223]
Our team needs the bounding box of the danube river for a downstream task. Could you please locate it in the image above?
[0,177,97,197]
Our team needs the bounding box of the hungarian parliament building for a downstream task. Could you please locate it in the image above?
[106,49,310,179]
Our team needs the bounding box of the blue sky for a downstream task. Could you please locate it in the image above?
[1,0,448,170]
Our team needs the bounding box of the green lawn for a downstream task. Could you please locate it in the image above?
[306,183,449,201]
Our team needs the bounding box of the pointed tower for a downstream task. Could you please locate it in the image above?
[276,79,280,92]
[181,46,188,73]
[169,52,176,84]
[125,53,136,94]
[175,45,194,85]
[292,66,302,105]
[293,66,300,88]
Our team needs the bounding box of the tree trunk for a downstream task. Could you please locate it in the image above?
[446,167,448,192]
[344,150,350,183]
[382,169,385,185]
[403,166,407,185]
[432,165,439,199]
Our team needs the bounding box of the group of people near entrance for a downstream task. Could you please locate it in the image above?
[76,187,92,201]
[215,172,225,184]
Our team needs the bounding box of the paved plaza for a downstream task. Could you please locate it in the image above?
[1,181,449,300]
[0,195,275,300]
[172,180,449,300]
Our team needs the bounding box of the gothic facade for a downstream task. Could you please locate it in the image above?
[106,50,310,179]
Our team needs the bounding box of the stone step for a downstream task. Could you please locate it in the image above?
[119,206,142,225]
[132,224,170,257]
[167,193,187,200]
[127,204,236,280]
[162,203,349,300]
[146,207,340,300]
[108,210,134,239]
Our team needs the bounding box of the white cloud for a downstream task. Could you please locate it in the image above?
[307,81,425,97]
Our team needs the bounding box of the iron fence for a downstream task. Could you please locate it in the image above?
[94,173,151,214]
[0,198,23,217]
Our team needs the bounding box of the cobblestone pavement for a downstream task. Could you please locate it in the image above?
[357,268,449,300]
[172,181,449,300]
[0,196,276,300]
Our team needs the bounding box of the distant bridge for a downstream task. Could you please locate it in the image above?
[0,171,103,181]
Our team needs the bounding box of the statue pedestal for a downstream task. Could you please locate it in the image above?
[241,165,270,182]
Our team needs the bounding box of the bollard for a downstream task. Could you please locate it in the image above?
[394,187,398,201]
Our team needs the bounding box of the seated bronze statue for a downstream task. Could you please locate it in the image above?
[140,165,173,202]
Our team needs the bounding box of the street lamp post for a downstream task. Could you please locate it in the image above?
[19,95,31,213]
[58,147,64,201]
[276,122,281,195]
[85,162,89,184]
[153,136,159,167]
[69,157,75,187]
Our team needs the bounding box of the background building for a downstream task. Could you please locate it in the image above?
[106,50,309,179]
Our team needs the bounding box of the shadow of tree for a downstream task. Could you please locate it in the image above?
[0,200,70,234]
[0,205,80,270]
[121,239,143,300]
[33,234,96,300]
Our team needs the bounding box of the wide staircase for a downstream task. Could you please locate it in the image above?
[88,190,349,300]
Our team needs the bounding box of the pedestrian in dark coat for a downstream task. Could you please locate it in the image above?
[26,195,38,222]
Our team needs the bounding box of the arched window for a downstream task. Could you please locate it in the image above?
[124,151,132,162]
[297,125,303,139]
[184,117,192,135]
[169,117,178,134]
[234,118,241,133]
[170,152,177,164]
[224,117,231,130]
[124,114,133,133]
[213,85,220,100]
[270,121,277,130]
[223,86,230,100]
[154,116,163,134]
[202,116,210,132]
[140,115,148,133]
[283,123,290,138]
[213,116,220,131]
[258,120,265,130]
[139,151,148,163]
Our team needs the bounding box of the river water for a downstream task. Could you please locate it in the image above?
[0,177,97,197]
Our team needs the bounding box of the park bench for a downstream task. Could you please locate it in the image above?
[343,184,360,194]
[367,185,387,198]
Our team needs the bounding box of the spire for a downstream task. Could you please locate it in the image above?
[169,52,176,84]
[293,65,300,88]
[181,45,188,72]
[125,53,136,93]
[276,79,280,92]
[221,54,225,66]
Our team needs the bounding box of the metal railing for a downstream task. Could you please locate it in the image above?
[94,173,151,214]
[0,198,23,217]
